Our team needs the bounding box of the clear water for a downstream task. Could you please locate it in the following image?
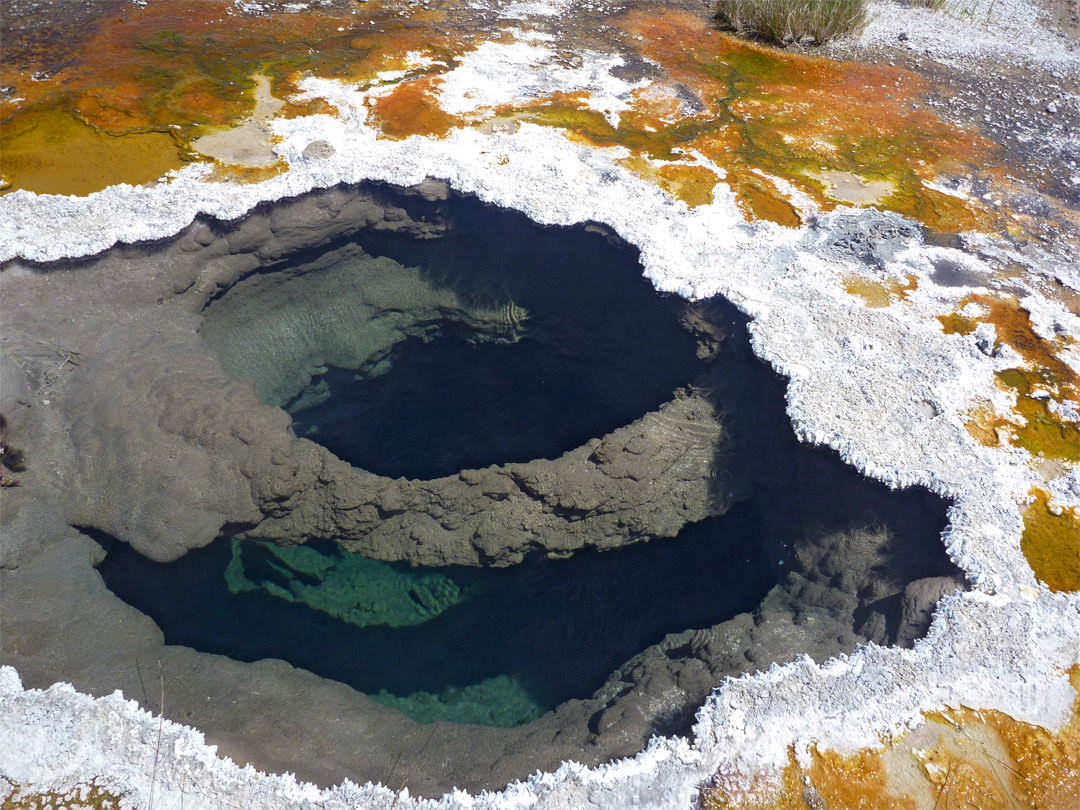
[95,504,775,727]
[171,193,953,739]
[287,332,660,480]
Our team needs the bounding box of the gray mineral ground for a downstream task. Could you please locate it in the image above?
[1,184,965,796]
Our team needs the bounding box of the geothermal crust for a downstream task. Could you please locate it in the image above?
[1,0,1080,806]
[0,179,965,794]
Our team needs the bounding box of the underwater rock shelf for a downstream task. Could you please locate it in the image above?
[96,507,776,728]
[198,199,701,480]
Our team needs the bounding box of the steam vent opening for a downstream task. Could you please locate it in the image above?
[87,184,965,797]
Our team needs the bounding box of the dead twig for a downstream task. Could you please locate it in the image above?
[56,349,81,369]
[932,758,955,810]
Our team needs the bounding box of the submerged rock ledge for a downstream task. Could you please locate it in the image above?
[1,0,1079,805]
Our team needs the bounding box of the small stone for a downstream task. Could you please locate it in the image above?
[177,236,203,253]
[1046,101,1058,114]
[302,140,336,160]
[974,322,997,357]
[898,32,909,41]
[192,223,216,246]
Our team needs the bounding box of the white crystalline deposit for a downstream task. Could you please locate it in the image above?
[2,16,1079,810]
[436,39,651,126]
[2,592,1078,809]
[503,0,578,19]
[0,667,705,810]
[853,0,1080,68]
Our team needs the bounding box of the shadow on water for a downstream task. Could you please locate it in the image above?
[288,328,647,481]
[95,503,776,727]
[688,296,957,607]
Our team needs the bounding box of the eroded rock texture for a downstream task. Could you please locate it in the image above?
[2,182,756,565]
[0,180,964,799]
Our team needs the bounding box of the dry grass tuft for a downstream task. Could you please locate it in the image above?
[714,0,869,45]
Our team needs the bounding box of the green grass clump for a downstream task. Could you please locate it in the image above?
[715,0,869,45]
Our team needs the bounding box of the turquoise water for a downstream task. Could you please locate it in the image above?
[96,505,775,727]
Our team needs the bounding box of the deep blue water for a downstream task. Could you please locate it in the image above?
[95,504,775,727]
[287,332,657,480]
